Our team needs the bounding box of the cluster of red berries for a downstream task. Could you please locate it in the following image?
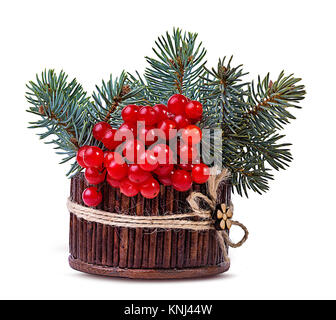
[76,94,210,207]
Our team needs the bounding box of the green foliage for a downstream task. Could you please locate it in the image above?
[87,71,144,128]
[245,71,305,133]
[198,57,305,196]
[141,28,207,102]
[25,28,306,196]
[200,56,249,131]
[26,69,93,176]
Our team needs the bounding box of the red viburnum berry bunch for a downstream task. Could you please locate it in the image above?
[76,94,210,207]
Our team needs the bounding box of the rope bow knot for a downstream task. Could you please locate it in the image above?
[187,168,249,263]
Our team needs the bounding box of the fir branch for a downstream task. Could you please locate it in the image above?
[38,105,79,147]
[128,71,158,105]
[87,71,144,128]
[231,166,273,196]
[144,28,207,102]
[199,58,305,196]
[26,69,93,176]
[245,71,306,133]
[104,84,131,121]
[200,56,249,132]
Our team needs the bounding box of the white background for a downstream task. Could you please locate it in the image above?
[0,0,335,300]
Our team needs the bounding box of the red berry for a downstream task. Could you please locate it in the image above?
[102,128,121,150]
[114,130,131,145]
[179,143,199,163]
[121,105,139,123]
[140,178,160,199]
[113,123,136,146]
[83,146,104,168]
[84,167,106,184]
[119,122,137,135]
[189,116,202,124]
[192,163,210,184]
[150,143,174,165]
[120,178,139,197]
[104,151,123,167]
[174,114,190,129]
[139,150,159,172]
[128,164,151,184]
[138,106,158,125]
[122,139,145,163]
[147,127,166,145]
[104,152,113,166]
[138,125,152,145]
[181,125,202,145]
[138,125,163,146]
[167,94,188,115]
[106,175,120,188]
[76,146,89,168]
[185,100,203,120]
[157,119,177,140]
[82,187,102,207]
[106,158,128,180]
[92,122,111,141]
[167,113,175,120]
[178,157,200,170]
[178,163,193,171]
[172,170,192,192]
[158,169,174,186]
[153,104,168,121]
[154,163,174,176]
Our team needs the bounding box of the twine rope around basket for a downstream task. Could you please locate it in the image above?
[67,168,248,264]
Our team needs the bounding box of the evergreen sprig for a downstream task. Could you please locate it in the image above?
[128,71,158,105]
[200,56,249,131]
[245,71,305,133]
[26,70,93,176]
[143,28,207,102]
[87,71,144,128]
[198,57,305,196]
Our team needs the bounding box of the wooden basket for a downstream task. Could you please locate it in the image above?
[68,173,231,279]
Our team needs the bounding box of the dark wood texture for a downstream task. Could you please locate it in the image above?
[69,256,229,279]
[69,173,231,279]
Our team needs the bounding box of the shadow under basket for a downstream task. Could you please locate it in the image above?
[68,173,231,279]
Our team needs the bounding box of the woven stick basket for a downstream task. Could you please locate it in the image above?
[68,173,231,279]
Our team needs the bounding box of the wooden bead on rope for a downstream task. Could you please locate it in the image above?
[213,201,234,230]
